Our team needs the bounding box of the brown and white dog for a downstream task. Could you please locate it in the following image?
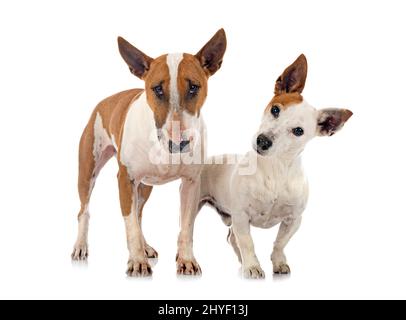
[197,54,352,278]
[71,29,227,277]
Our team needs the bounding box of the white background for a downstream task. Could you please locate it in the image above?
[0,0,405,300]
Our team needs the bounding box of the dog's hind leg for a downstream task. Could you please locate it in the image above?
[271,216,302,274]
[136,183,158,258]
[72,112,115,261]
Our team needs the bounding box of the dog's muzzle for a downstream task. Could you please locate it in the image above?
[169,140,190,153]
[255,134,272,154]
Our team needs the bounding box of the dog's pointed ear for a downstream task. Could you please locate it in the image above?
[195,28,227,76]
[117,36,153,79]
[317,108,353,136]
[274,54,308,95]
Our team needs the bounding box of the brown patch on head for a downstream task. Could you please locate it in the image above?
[117,37,170,129]
[141,52,210,130]
[264,54,308,115]
[178,54,208,116]
[144,55,171,128]
[118,29,227,131]
[265,92,303,114]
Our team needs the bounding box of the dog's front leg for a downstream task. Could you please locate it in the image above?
[117,165,151,277]
[176,177,201,275]
[232,215,265,279]
[271,216,302,274]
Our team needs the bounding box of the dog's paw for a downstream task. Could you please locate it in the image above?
[126,259,152,277]
[176,258,202,276]
[71,244,88,261]
[243,265,265,279]
[144,244,158,259]
[273,263,290,274]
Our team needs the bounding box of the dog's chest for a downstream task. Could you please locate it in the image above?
[119,92,203,184]
[243,171,307,229]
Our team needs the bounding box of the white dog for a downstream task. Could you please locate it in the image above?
[197,54,352,278]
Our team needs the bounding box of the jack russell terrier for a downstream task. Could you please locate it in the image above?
[197,54,352,278]
[71,29,227,277]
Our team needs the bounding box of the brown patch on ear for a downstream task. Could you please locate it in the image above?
[274,54,308,95]
[118,36,153,79]
[341,109,353,122]
[195,28,227,76]
[178,54,208,116]
[317,108,353,136]
[265,93,303,113]
[144,55,171,128]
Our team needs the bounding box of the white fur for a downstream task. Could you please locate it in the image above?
[76,210,89,244]
[72,112,112,261]
[166,53,184,112]
[199,100,347,278]
[111,134,118,151]
[182,110,202,141]
[120,91,205,182]
[120,92,204,273]
[93,112,112,160]
[124,210,141,254]
[123,204,152,276]
[72,206,89,260]
[120,92,156,173]
[255,100,318,158]
[73,41,214,276]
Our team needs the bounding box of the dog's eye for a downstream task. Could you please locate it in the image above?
[271,105,280,118]
[152,85,164,99]
[292,127,304,136]
[188,82,200,97]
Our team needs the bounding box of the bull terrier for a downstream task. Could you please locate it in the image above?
[71,29,227,277]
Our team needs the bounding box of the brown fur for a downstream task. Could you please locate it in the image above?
[195,28,227,76]
[143,53,211,132]
[178,54,209,116]
[143,53,210,124]
[274,54,307,95]
[144,55,171,128]
[263,54,308,115]
[266,93,304,114]
[75,50,212,219]
[117,163,133,216]
[118,37,153,79]
[76,89,143,218]
[77,112,96,209]
[317,108,353,136]
[75,47,217,220]
[73,29,228,274]
[138,184,153,220]
[98,89,143,144]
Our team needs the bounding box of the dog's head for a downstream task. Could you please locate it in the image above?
[254,54,353,158]
[118,29,227,154]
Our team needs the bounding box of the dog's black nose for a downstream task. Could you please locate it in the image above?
[256,134,272,151]
[180,140,190,152]
[169,140,190,153]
